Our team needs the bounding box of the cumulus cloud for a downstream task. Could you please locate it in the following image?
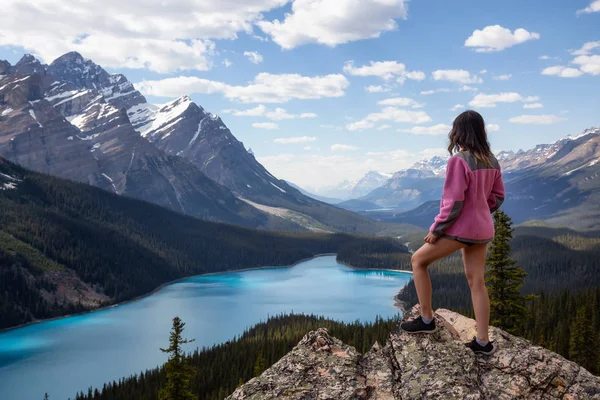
[365,85,391,93]
[331,144,359,151]
[493,74,512,80]
[469,92,540,108]
[225,105,317,120]
[223,59,233,67]
[377,124,392,130]
[398,124,452,135]
[377,97,423,108]
[347,108,432,131]
[136,72,350,103]
[343,61,425,83]
[577,0,600,14]
[571,41,600,56]
[274,136,317,144]
[420,88,451,95]
[465,25,540,52]
[486,124,501,132]
[451,104,465,111]
[244,51,264,64]
[432,69,483,84]
[0,0,291,72]
[253,122,279,129]
[509,115,566,125]
[572,55,600,75]
[542,42,600,78]
[257,0,408,49]
[523,103,544,109]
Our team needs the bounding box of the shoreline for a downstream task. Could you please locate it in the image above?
[2,253,411,334]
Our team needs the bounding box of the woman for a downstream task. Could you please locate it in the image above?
[400,110,505,356]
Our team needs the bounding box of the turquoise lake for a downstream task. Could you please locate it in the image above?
[0,256,412,400]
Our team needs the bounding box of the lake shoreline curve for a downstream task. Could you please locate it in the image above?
[1,253,413,334]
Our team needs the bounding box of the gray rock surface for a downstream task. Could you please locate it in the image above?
[228,306,600,400]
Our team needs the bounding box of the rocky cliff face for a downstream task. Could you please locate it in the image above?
[228,306,600,399]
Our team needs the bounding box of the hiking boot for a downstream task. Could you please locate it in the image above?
[466,337,497,355]
[400,316,437,334]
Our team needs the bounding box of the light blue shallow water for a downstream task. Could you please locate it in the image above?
[0,256,412,400]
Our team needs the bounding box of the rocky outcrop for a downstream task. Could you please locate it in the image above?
[228,306,600,399]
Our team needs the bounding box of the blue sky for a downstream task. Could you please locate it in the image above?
[1,0,599,190]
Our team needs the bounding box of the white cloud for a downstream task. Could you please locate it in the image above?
[222,59,233,67]
[432,69,483,84]
[136,72,349,103]
[577,0,600,14]
[244,51,264,64]
[542,66,584,78]
[542,42,600,78]
[465,25,540,52]
[486,124,501,132]
[347,108,432,131]
[523,103,544,109]
[304,146,312,150]
[320,124,344,131]
[377,124,392,130]
[253,122,279,129]
[274,136,317,144]
[0,0,291,72]
[257,0,408,49]
[235,105,268,116]
[365,85,391,93]
[226,105,318,120]
[539,55,551,60]
[420,88,451,95]
[469,92,540,108]
[571,41,600,56]
[480,69,488,74]
[493,74,512,80]
[343,61,425,83]
[398,124,452,135]
[451,104,465,111]
[331,144,359,151]
[572,55,600,75]
[509,115,566,125]
[459,85,478,92]
[377,97,423,108]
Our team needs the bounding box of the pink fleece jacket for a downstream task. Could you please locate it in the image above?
[430,151,505,243]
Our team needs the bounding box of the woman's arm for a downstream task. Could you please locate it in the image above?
[430,156,471,237]
[488,168,505,213]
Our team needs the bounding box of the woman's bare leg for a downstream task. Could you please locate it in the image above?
[411,238,465,320]
[462,243,490,342]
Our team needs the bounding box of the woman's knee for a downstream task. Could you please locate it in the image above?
[465,272,485,289]
[411,253,428,270]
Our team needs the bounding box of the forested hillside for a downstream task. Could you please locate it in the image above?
[73,314,401,400]
[0,157,410,330]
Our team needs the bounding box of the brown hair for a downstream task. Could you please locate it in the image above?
[448,110,493,166]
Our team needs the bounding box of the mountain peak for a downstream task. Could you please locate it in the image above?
[51,51,86,65]
[16,54,39,65]
[228,306,600,400]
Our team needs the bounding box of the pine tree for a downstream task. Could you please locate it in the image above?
[158,317,196,400]
[43,394,50,400]
[253,352,266,377]
[486,210,527,335]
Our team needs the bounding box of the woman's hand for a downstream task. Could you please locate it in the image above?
[424,232,439,244]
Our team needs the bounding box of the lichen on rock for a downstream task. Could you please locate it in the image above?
[227,306,600,400]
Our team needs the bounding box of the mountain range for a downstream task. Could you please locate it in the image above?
[346,128,600,229]
[0,52,398,235]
